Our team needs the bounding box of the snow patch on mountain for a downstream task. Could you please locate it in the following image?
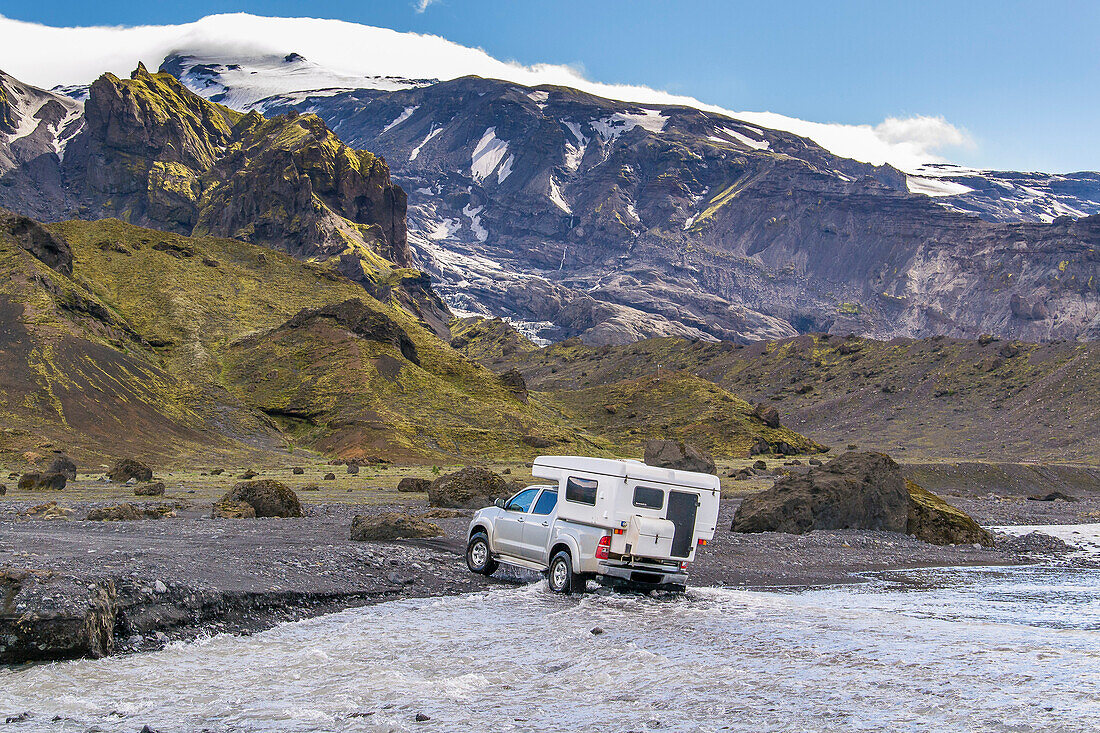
[462,203,488,242]
[548,177,571,213]
[410,126,442,161]
[470,127,509,183]
[906,175,973,197]
[382,105,418,133]
[590,110,667,142]
[714,126,770,151]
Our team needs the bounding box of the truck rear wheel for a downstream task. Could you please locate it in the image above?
[547,550,581,594]
[466,533,498,575]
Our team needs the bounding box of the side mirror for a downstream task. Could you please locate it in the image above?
[494,498,506,509]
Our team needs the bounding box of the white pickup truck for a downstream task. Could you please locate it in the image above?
[465,456,720,593]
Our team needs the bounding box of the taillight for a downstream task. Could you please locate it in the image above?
[697,539,707,546]
[596,535,611,559]
[680,561,688,570]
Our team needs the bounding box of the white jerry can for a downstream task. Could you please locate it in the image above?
[621,515,677,560]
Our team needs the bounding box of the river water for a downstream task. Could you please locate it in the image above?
[3,545,1099,732]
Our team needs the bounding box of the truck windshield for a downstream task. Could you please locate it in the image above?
[505,488,539,512]
[532,490,558,515]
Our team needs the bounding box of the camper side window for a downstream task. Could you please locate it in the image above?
[632,485,664,510]
[565,477,598,505]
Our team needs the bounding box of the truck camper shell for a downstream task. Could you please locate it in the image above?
[531,455,720,562]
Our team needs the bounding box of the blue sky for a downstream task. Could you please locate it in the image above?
[2,0,1098,172]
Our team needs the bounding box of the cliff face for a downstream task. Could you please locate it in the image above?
[253,74,1100,344]
[60,64,410,273]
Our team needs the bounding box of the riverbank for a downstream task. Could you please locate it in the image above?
[3,460,1098,665]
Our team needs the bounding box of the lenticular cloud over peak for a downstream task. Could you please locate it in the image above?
[0,12,968,170]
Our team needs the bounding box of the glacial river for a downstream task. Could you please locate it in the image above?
[2,538,1099,732]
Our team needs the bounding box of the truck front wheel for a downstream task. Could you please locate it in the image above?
[547,550,583,594]
[466,533,498,575]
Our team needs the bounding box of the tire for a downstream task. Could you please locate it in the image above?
[466,532,498,575]
[547,550,579,594]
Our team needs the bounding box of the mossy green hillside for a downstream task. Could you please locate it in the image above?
[543,370,825,458]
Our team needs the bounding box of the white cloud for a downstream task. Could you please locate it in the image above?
[413,0,439,13]
[0,12,969,171]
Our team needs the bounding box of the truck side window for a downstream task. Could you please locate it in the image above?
[505,488,540,512]
[532,490,557,515]
[565,477,597,505]
[632,485,664,510]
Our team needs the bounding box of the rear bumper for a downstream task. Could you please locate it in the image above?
[596,561,688,590]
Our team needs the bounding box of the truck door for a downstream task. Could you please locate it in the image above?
[495,488,539,557]
[666,490,699,558]
[521,488,558,563]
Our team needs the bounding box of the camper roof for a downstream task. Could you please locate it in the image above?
[532,455,719,492]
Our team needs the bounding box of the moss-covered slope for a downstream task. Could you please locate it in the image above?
[1,216,610,464]
[485,332,1100,463]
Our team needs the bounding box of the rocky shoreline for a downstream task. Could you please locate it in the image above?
[3,484,1096,666]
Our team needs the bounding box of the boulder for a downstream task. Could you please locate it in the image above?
[749,437,771,456]
[323,472,336,481]
[219,479,303,518]
[21,501,73,520]
[292,467,305,475]
[752,403,781,429]
[47,454,77,480]
[906,480,993,546]
[397,477,432,493]
[301,484,321,492]
[17,472,67,491]
[428,467,509,509]
[0,484,5,495]
[210,468,225,476]
[498,368,528,402]
[212,500,256,519]
[643,439,716,474]
[346,464,360,475]
[732,452,910,534]
[134,481,165,496]
[86,503,167,521]
[238,469,258,480]
[349,512,442,541]
[108,459,152,483]
[1027,491,1076,502]
[752,460,768,471]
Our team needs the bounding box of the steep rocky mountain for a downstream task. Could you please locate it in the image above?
[160,54,1100,345]
[1,64,413,297]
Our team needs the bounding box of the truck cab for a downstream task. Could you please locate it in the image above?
[465,456,720,593]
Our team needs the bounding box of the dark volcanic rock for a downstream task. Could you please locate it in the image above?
[220,480,303,518]
[17,472,67,491]
[643,439,716,474]
[397,477,432,493]
[749,436,771,456]
[0,207,73,275]
[732,452,909,534]
[324,472,336,481]
[498,368,529,402]
[349,512,442,541]
[905,480,993,546]
[292,467,305,475]
[47,453,78,480]
[428,467,509,509]
[1027,491,1077,502]
[270,299,419,365]
[134,481,166,496]
[346,464,360,475]
[108,458,153,483]
[753,403,781,429]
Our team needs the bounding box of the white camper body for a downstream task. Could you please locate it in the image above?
[531,455,720,563]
